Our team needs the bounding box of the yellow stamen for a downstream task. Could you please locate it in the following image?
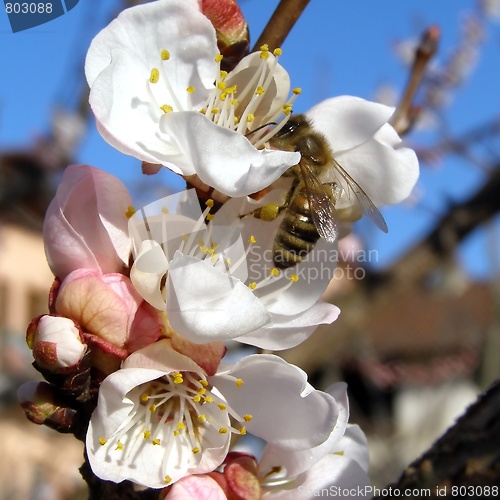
[236,378,244,387]
[290,274,299,282]
[239,426,247,435]
[125,206,136,219]
[215,54,223,62]
[248,282,257,290]
[160,104,173,114]
[218,403,227,410]
[255,86,265,95]
[116,441,124,451]
[219,427,228,434]
[99,437,107,446]
[164,476,172,484]
[152,438,161,445]
[192,447,200,454]
[161,49,170,60]
[144,430,151,439]
[273,48,283,56]
[186,86,195,94]
[149,68,160,84]
[243,414,253,422]
[293,87,302,95]
[270,268,280,277]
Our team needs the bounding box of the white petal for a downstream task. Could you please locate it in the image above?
[306,96,395,152]
[335,130,419,206]
[336,424,370,473]
[259,381,350,478]
[130,240,169,310]
[264,455,371,499]
[166,252,271,342]
[225,51,291,125]
[85,0,218,164]
[158,112,300,196]
[213,355,338,449]
[238,302,340,350]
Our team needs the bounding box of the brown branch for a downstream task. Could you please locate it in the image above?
[374,380,500,497]
[251,0,311,52]
[391,26,440,136]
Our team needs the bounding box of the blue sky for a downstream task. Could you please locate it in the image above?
[1,0,500,278]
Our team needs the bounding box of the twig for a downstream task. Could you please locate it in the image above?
[391,25,440,136]
[251,0,311,52]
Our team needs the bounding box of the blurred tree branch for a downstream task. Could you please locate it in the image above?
[375,380,500,497]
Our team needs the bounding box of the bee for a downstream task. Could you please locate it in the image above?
[250,115,388,269]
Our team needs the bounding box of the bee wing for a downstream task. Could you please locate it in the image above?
[332,158,388,233]
[299,162,339,243]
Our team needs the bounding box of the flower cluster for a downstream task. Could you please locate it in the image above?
[18,0,419,498]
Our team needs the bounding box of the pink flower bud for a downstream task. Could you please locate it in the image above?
[54,269,143,350]
[27,315,86,370]
[43,165,132,280]
[200,0,249,71]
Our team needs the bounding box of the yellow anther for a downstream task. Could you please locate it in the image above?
[260,44,269,51]
[160,104,173,114]
[197,387,207,395]
[206,213,214,221]
[217,81,226,90]
[161,207,169,215]
[215,54,223,62]
[243,414,253,422]
[219,92,228,101]
[205,199,214,208]
[270,268,280,277]
[211,107,219,114]
[193,394,201,403]
[273,48,283,56]
[225,257,231,266]
[192,447,200,454]
[152,438,161,445]
[173,429,180,436]
[219,427,228,434]
[161,49,170,60]
[198,414,207,423]
[186,86,195,94]
[293,87,302,95]
[283,104,293,116]
[239,426,247,435]
[149,68,160,84]
[220,70,228,79]
[149,404,157,413]
[290,274,299,282]
[177,422,185,430]
[217,403,227,410]
[231,98,239,106]
[164,476,172,484]
[334,451,345,456]
[234,116,240,125]
[260,50,270,59]
[246,114,255,123]
[173,376,183,384]
[248,235,256,244]
[248,282,257,290]
[99,437,107,446]
[255,86,265,95]
[144,430,151,439]
[116,441,124,451]
[204,396,213,403]
[125,206,136,219]
[236,378,244,387]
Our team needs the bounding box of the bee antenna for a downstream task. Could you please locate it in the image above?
[245,122,277,137]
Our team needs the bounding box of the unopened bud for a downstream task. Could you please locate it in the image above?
[18,382,82,434]
[201,0,249,71]
[27,315,86,371]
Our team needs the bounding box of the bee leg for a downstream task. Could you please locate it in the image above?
[240,202,287,221]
